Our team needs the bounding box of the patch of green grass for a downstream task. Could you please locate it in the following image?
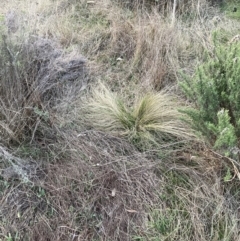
[133,167,239,241]
[212,29,233,45]
[132,170,193,241]
[222,1,240,20]
[149,209,191,241]
[4,232,20,241]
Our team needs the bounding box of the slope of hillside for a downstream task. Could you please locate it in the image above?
[0,0,240,240]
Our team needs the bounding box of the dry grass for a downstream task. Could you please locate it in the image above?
[0,32,87,144]
[84,83,196,149]
[0,0,240,240]
[130,12,180,90]
[0,131,161,240]
[2,0,234,92]
[114,0,212,12]
[1,132,240,240]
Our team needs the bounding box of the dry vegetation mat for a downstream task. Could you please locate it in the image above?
[0,0,240,240]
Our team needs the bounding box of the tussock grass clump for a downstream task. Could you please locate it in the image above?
[85,83,196,148]
[0,33,87,144]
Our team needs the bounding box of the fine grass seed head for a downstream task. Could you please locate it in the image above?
[85,83,196,149]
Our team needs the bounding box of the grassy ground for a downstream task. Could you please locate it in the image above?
[0,0,240,240]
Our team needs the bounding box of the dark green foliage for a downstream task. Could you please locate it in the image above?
[180,42,240,153]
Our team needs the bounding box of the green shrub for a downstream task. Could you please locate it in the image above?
[180,42,240,155]
[208,109,237,155]
[84,83,195,149]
